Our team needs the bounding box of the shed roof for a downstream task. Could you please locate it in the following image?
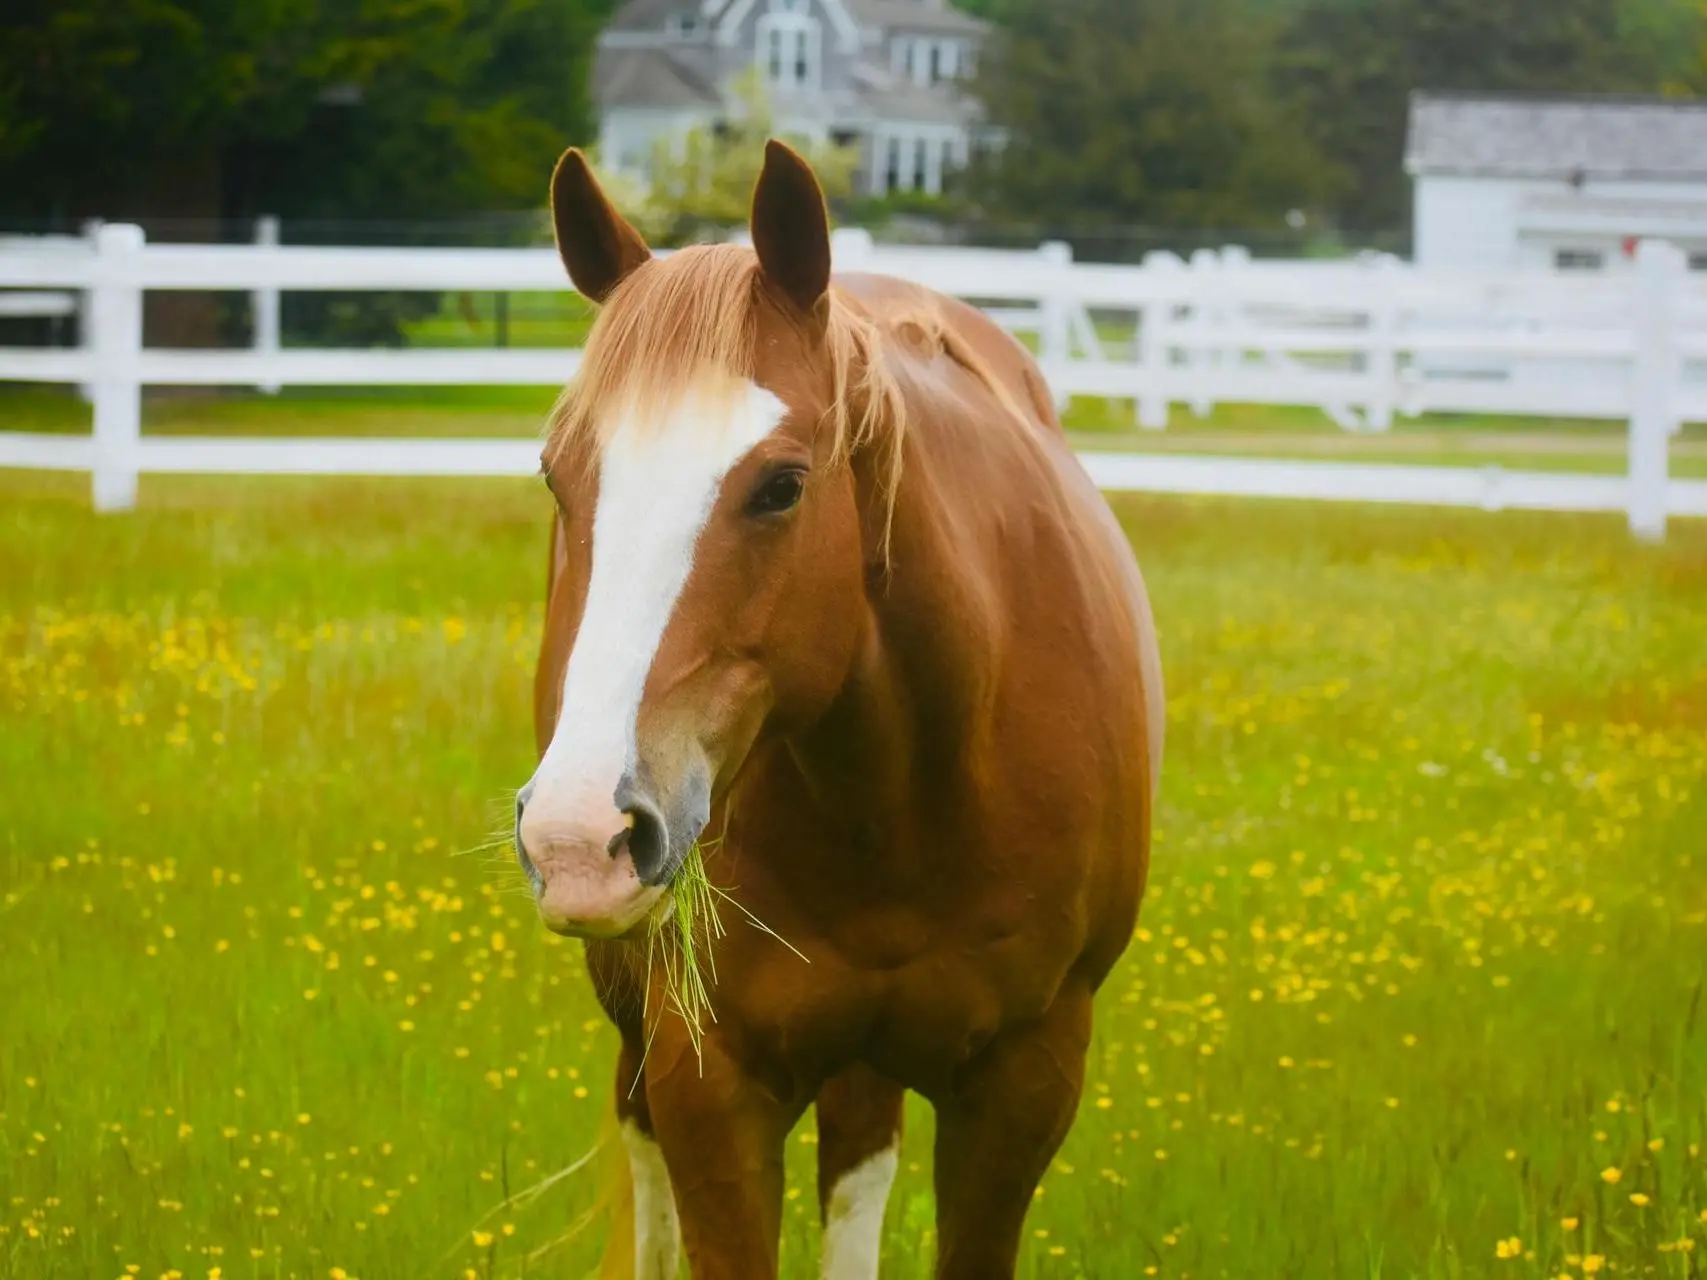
[1406,92,1707,182]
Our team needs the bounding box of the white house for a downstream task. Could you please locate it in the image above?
[1406,91,1707,274]
[594,0,991,197]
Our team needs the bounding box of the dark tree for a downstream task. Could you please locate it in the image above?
[1277,0,1688,231]
[971,0,1335,231]
[0,0,612,231]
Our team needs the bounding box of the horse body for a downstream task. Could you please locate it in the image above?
[522,145,1161,1280]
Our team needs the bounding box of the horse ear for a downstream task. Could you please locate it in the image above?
[549,148,652,305]
[751,139,832,316]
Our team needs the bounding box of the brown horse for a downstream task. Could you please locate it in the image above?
[517,141,1164,1280]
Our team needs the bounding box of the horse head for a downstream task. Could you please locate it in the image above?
[515,142,898,939]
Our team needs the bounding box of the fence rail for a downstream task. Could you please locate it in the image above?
[2,222,1703,539]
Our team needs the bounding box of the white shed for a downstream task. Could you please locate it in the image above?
[1406,92,1707,274]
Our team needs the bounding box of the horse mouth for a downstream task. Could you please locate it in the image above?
[524,839,669,940]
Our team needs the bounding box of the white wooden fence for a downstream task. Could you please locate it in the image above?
[2,223,1704,539]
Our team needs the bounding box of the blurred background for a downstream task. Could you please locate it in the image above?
[2,3,1705,1279]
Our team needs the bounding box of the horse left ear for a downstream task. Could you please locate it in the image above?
[550,148,652,305]
[751,140,832,316]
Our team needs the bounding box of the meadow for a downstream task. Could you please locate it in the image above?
[1,465,1704,1280]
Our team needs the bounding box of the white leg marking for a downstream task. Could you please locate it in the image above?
[820,1143,899,1280]
[623,1121,682,1280]
[528,383,787,812]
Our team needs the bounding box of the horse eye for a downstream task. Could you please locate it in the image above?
[746,468,806,517]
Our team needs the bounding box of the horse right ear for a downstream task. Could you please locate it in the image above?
[549,148,652,305]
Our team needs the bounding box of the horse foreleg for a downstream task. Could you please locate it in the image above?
[645,1035,797,1280]
[611,1036,683,1280]
[929,989,1093,1280]
[815,1064,905,1280]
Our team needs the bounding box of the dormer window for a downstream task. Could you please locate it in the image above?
[668,13,703,38]
[757,0,820,90]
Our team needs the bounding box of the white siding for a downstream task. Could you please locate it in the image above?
[599,108,718,177]
[1414,174,1707,272]
[1412,177,1521,270]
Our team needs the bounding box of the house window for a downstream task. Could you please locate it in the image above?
[668,14,702,38]
[886,136,903,193]
[1690,252,1707,272]
[912,137,928,192]
[1554,248,1604,272]
[929,43,942,83]
[758,2,820,90]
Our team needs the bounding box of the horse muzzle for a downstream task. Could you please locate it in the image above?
[514,765,709,939]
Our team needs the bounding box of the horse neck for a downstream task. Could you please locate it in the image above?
[784,426,1004,845]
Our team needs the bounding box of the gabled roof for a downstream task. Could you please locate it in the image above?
[713,0,861,51]
[595,45,723,111]
[605,0,693,33]
[1406,92,1707,182]
[847,0,988,36]
[847,62,980,125]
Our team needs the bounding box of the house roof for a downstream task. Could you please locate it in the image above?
[1406,92,1707,182]
[595,0,984,123]
[605,0,692,33]
[595,45,723,111]
[608,0,987,38]
[847,63,979,125]
[846,0,988,36]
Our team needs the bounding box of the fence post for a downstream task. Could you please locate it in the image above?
[253,215,281,395]
[1365,254,1400,433]
[1219,245,1250,404]
[1628,239,1683,543]
[76,218,103,404]
[1187,248,1218,418]
[1038,240,1073,412]
[1137,251,1181,430]
[90,223,145,512]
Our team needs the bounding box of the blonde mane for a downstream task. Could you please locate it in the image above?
[546,245,907,489]
[545,244,1035,555]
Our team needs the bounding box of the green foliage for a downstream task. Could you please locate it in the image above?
[596,72,859,246]
[0,0,613,226]
[1276,0,1697,229]
[968,0,1702,233]
[972,0,1335,230]
[844,188,968,228]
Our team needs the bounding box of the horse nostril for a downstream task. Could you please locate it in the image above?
[513,783,540,886]
[624,802,670,885]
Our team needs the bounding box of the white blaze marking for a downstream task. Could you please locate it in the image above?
[531,383,786,814]
[623,1121,682,1280]
[820,1143,899,1280]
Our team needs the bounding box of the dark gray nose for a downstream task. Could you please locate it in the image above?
[615,766,711,887]
[514,766,710,889]
[513,780,541,890]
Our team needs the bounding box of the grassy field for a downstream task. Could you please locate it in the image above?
[1,470,1705,1280]
[6,384,1707,480]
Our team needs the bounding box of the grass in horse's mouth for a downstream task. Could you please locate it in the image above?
[645,843,726,1064]
[641,842,809,1076]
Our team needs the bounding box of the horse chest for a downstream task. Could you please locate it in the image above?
[719,907,1072,1096]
